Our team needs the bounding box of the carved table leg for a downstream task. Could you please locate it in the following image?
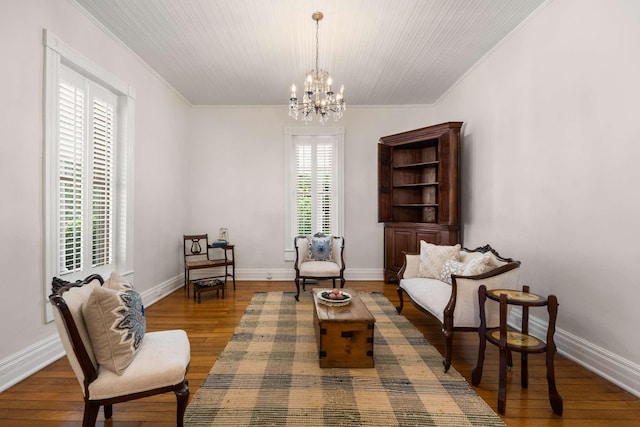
[497,293,509,415]
[546,295,563,415]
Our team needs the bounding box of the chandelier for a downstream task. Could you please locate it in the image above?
[289,12,346,125]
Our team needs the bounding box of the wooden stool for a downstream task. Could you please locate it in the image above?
[472,285,563,416]
[192,278,225,303]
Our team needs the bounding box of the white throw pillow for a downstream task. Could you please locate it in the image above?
[104,271,133,291]
[418,241,461,278]
[463,252,494,276]
[440,259,466,285]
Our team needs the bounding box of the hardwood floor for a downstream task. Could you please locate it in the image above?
[1,281,639,426]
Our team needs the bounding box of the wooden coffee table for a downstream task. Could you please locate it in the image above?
[312,289,375,368]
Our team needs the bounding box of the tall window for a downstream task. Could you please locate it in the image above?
[284,128,344,260]
[58,67,116,275]
[295,140,334,235]
[44,30,135,322]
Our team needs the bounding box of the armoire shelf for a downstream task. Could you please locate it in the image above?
[378,121,462,283]
[394,161,439,169]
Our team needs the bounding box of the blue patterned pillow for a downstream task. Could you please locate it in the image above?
[83,286,146,375]
[309,236,332,261]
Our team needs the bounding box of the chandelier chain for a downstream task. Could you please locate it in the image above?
[288,11,346,125]
[315,18,319,76]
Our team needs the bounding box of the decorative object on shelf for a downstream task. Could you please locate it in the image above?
[289,11,345,125]
[218,227,228,242]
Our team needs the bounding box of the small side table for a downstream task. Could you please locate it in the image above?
[471,285,563,416]
[207,243,236,290]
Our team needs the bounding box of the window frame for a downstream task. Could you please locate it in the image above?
[283,127,344,261]
[43,29,135,322]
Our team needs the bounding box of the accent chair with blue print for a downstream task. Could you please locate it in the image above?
[293,234,345,301]
[49,273,190,427]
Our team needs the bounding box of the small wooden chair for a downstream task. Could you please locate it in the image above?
[183,234,220,296]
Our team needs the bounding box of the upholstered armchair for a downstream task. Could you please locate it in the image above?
[294,234,345,301]
[49,273,190,427]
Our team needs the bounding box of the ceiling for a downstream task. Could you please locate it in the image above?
[73,0,546,106]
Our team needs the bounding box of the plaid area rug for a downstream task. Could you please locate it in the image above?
[184,291,505,426]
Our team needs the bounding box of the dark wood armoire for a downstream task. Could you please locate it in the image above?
[378,122,462,283]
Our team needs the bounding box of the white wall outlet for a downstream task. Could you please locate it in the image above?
[266,272,273,280]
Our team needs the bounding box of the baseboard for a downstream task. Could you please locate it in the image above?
[138,274,184,306]
[0,275,183,393]
[0,334,65,392]
[234,268,385,282]
[510,310,640,398]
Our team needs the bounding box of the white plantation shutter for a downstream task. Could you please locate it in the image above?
[56,65,117,276]
[292,135,338,236]
[315,142,333,234]
[91,95,115,267]
[58,78,85,274]
[295,144,312,235]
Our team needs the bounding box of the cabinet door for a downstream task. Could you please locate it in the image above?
[416,230,442,247]
[378,144,393,222]
[384,226,415,283]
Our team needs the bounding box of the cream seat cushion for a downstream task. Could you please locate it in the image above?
[88,329,190,400]
[299,261,340,276]
[400,267,520,329]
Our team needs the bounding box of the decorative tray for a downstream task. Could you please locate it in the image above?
[316,290,352,307]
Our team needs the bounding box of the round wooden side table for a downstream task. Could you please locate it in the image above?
[471,285,563,416]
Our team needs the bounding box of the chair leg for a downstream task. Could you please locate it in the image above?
[442,309,455,373]
[175,380,190,427]
[396,288,405,313]
[185,269,190,297]
[294,278,300,301]
[340,277,345,288]
[442,330,454,373]
[302,278,306,291]
[104,404,112,419]
[82,401,100,427]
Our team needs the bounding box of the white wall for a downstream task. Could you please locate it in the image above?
[435,0,640,389]
[4,0,638,398]
[187,105,435,280]
[0,0,191,384]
